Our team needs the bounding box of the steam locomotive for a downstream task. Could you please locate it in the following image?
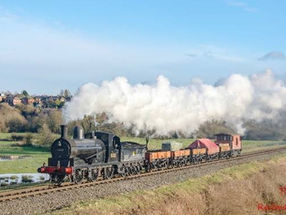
[38,125,146,184]
[38,125,242,184]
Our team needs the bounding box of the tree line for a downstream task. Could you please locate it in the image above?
[1,103,286,146]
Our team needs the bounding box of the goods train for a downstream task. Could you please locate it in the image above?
[38,125,242,184]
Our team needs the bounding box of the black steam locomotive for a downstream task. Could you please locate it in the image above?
[38,125,146,184]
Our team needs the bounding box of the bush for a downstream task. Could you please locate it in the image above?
[0,183,9,187]
[11,134,25,141]
[10,175,19,180]
[37,123,55,146]
[10,181,18,185]
[47,109,62,133]
[39,176,45,181]
[0,103,27,132]
[24,134,33,146]
[22,175,34,183]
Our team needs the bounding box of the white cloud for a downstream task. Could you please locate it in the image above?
[227,1,257,13]
[186,45,245,63]
[258,51,286,61]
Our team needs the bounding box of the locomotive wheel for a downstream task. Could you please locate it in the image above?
[74,169,84,183]
[135,166,141,174]
[103,167,114,179]
[51,174,65,185]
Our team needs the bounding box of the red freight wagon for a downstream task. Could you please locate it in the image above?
[187,139,219,155]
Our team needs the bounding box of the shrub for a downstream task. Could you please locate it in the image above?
[24,133,33,146]
[46,109,62,133]
[0,103,27,132]
[39,176,45,181]
[10,175,19,180]
[10,181,18,185]
[22,175,34,183]
[11,134,25,141]
[37,123,55,146]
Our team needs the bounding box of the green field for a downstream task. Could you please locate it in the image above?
[0,132,285,174]
[0,133,50,174]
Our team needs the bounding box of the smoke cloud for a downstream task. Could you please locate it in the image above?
[63,70,286,136]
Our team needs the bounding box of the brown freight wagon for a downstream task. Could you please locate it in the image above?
[171,149,190,158]
[145,150,171,170]
[145,150,171,162]
[192,148,207,155]
[218,143,231,152]
[170,149,191,166]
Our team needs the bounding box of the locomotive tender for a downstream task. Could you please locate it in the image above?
[38,125,242,184]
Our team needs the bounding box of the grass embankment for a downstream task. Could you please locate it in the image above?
[53,155,286,215]
[0,133,50,174]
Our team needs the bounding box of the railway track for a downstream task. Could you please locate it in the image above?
[1,146,286,203]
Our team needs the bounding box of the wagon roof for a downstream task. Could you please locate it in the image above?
[187,138,219,154]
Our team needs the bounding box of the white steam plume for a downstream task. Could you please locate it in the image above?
[63,70,286,136]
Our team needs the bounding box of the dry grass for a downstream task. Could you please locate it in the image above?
[52,155,286,215]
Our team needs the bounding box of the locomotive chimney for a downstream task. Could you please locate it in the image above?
[60,125,67,139]
[73,126,84,140]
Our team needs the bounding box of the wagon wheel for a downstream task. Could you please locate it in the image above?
[74,169,84,183]
[103,167,114,179]
[127,166,133,175]
[194,158,198,164]
[176,161,180,167]
[119,166,128,177]
[145,164,151,172]
[91,169,99,181]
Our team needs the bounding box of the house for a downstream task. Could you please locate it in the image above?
[5,96,21,106]
[21,97,35,105]
[59,97,66,102]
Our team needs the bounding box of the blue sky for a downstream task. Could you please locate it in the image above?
[0,0,286,94]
